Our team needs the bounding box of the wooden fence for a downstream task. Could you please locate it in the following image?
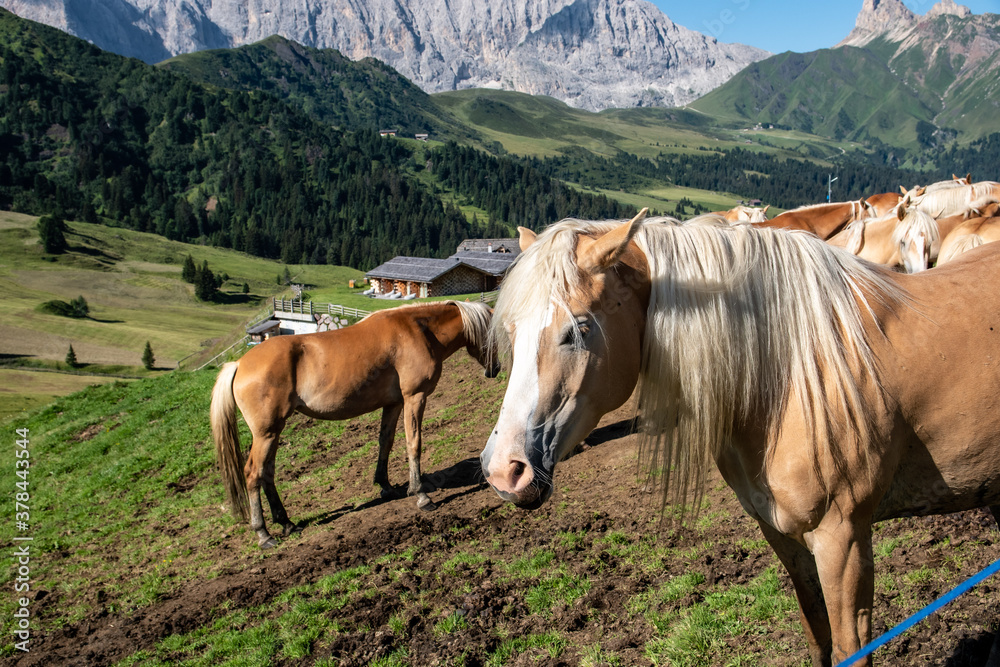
[272,298,372,320]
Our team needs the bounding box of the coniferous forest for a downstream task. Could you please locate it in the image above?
[3,7,1000,270]
[0,10,615,270]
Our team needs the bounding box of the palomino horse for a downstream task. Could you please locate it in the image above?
[901,180,999,220]
[937,212,1000,265]
[864,192,903,217]
[713,204,769,223]
[894,200,1000,271]
[481,209,1000,666]
[212,300,499,548]
[757,199,874,239]
[828,205,939,273]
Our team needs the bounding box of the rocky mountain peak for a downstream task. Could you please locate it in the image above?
[926,0,973,18]
[0,0,769,112]
[839,0,917,47]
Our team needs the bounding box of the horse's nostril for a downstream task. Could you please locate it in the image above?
[511,460,526,479]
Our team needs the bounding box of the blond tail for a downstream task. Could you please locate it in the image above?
[210,361,249,521]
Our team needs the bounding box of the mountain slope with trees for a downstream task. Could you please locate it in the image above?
[0,9,630,270]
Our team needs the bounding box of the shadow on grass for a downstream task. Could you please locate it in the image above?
[300,457,489,528]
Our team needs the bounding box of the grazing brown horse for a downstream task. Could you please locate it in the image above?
[828,205,939,273]
[757,199,874,239]
[212,301,499,548]
[481,209,1000,666]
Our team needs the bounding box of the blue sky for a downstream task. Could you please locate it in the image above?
[654,0,1000,54]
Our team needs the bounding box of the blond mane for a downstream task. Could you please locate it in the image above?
[492,215,909,511]
[448,300,493,352]
[891,207,940,249]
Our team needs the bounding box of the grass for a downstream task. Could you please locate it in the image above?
[640,568,800,667]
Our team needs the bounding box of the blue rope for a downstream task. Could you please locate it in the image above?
[836,557,1000,667]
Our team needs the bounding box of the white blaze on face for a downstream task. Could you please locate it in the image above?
[483,303,554,492]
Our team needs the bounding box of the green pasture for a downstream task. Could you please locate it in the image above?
[433,89,860,164]
[0,211,373,414]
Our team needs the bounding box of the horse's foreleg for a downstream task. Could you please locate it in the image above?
[809,517,875,667]
[402,393,434,510]
[757,521,833,667]
[374,403,403,499]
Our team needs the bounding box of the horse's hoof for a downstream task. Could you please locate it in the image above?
[282,523,302,537]
[259,536,280,550]
[417,497,437,512]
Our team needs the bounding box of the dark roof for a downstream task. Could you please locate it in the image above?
[247,319,281,335]
[456,238,521,255]
[366,256,462,282]
[453,251,517,276]
[366,252,517,282]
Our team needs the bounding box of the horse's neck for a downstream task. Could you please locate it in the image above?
[935,212,967,239]
[861,217,901,264]
[807,203,859,237]
[422,305,468,354]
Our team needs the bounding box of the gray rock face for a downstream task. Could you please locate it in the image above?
[0,0,769,111]
[838,0,918,47]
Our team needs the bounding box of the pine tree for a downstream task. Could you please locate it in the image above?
[194,261,217,301]
[70,295,89,318]
[65,344,78,368]
[141,341,155,370]
[242,282,250,294]
[38,214,67,253]
[181,254,197,283]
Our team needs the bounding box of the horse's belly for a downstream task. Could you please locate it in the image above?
[874,436,1000,521]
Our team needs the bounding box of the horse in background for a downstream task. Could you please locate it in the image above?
[826,205,939,272]
[900,179,999,220]
[714,204,769,223]
[757,199,874,239]
[937,210,1000,265]
[865,192,903,217]
[211,300,499,549]
[894,200,1000,270]
[481,208,1000,666]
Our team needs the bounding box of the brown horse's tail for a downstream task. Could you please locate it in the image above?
[210,361,249,522]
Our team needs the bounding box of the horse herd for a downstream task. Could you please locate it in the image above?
[211,177,1000,666]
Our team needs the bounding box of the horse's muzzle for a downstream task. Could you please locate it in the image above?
[486,480,552,510]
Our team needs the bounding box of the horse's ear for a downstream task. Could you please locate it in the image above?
[762,205,770,214]
[517,226,537,252]
[900,185,908,195]
[915,186,926,197]
[897,201,908,221]
[966,173,972,184]
[579,208,648,273]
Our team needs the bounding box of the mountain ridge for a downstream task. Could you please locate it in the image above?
[692,2,1000,149]
[0,0,769,111]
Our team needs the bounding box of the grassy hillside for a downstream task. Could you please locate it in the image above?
[690,47,937,148]
[690,13,1000,151]
[434,88,859,163]
[0,210,370,417]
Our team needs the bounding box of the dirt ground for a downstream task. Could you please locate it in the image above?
[8,356,1000,666]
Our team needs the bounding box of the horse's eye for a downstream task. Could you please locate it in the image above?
[560,320,591,347]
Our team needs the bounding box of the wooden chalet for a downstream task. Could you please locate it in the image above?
[366,249,518,298]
